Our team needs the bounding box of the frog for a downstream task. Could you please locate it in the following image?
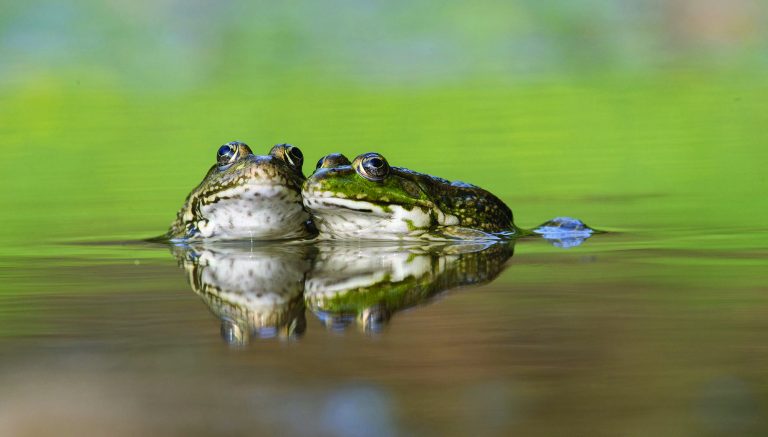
[303,152,524,240]
[164,141,313,241]
[303,152,596,243]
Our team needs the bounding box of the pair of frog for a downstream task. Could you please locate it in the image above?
[165,141,594,243]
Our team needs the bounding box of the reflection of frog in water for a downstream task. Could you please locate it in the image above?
[173,243,315,345]
[165,142,312,241]
[306,152,595,245]
[171,240,513,343]
[305,241,514,333]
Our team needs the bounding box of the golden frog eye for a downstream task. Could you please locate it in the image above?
[354,152,390,182]
[286,145,304,169]
[315,153,351,170]
[270,143,304,170]
[217,141,251,169]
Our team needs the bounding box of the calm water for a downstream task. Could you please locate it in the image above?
[1,221,766,435]
[2,1,768,434]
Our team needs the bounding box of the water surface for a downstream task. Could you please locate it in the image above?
[1,222,766,435]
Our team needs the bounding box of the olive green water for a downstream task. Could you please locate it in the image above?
[2,2,768,435]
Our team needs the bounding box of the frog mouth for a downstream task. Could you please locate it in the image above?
[243,182,297,195]
[302,195,386,216]
[213,182,302,201]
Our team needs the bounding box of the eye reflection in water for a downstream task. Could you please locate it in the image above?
[171,240,515,344]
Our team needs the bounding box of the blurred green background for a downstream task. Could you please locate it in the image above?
[1,0,766,246]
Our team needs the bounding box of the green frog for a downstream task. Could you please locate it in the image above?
[304,152,596,244]
[303,152,524,241]
[165,141,312,241]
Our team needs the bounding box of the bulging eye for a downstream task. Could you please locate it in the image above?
[270,143,304,170]
[286,145,304,168]
[354,152,390,182]
[217,144,237,166]
[316,153,352,170]
[217,141,251,168]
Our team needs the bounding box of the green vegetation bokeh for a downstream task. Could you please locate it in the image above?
[1,1,766,247]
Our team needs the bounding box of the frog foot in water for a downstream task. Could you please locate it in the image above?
[531,216,597,248]
[303,152,597,245]
[164,141,313,241]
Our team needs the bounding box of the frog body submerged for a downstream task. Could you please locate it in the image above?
[303,153,523,241]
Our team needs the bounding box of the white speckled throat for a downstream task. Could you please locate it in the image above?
[195,183,310,240]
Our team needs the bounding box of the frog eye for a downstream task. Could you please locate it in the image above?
[217,144,236,165]
[217,141,251,169]
[270,143,304,170]
[354,153,390,182]
[316,153,352,170]
[285,145,304,169]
